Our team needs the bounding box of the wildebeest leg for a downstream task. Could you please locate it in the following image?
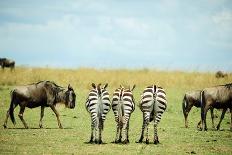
[210,108,215,129]
[18,106,28,129]
[201,107,209,131]
[39,106,45,128]
[50,105,63,129]
[216,108,227,130]
[3,110,10,128]
[230,108,232,131]
[197,120,202,129]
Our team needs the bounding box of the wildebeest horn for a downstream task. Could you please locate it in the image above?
[68,84,73,90]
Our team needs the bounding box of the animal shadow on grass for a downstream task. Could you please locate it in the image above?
[84,141,107,145]
[6,127,73,130]
[135,141,162,145]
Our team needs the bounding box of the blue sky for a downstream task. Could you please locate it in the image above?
[0,0,232,71]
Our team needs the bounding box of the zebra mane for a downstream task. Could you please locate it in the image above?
[97,83,102,96]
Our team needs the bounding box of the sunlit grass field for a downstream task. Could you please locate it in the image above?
[0,67,231,154]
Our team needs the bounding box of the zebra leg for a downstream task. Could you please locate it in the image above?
[126,117,130,143]
[114,114,121,143]
[145,113,150,144]
[89,121,94,143]
[216,108,227,130]
[122,116,129,144]
[98,128,102,144]
[154,113,160,144]
[94,121,98,144]
[137,112,149,143]
[154,123,159,144]
[137,115,145,143]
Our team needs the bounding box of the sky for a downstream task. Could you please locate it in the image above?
[0,0,232,72]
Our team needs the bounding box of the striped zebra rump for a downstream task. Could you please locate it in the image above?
[85,83,111,143]
[112,85,136,144]
[137,85,167,144]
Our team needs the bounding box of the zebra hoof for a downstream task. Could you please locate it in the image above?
[154,140,159,144]
[216,126,220,131]
[94,140,98,144]
[98,140,102,144]
[122,140,128,144]
[3,124,7,129]
[145,139,149,144]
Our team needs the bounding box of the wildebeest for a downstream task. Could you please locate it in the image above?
[215,71,228,78]
[201,83,232,131]
[0,58,15,71]
[182,90,215,128]
[3,81,76,129]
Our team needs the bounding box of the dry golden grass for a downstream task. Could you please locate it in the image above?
[0,67,231,154]
[0,67,231,91]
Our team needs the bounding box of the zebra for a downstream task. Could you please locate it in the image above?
[112,85,136,144]
[85,83,111,144]
[137,85,167,144]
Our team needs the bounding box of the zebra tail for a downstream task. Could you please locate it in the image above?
[98,99,104,130]
[117,101,124,128]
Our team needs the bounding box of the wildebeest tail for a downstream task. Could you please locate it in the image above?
[182,94,187,117]
[9,90,16,125]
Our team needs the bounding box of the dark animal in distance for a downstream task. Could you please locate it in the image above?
[112,85,136,144]
[215,71,228,78]
[3,81,76,129]
[85,83,111,144]
[201,83,232,131]
[137,85,167,144]
[182,90,215,129]
[0,58,15,71]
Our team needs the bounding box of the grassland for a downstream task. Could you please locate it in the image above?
[0,67,231,154]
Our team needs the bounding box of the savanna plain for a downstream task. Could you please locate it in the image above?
[0,67,231,154]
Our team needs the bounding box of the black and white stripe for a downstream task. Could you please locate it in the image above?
[137,85,167,144]
[85,83,111,144]
[112,85,136,144]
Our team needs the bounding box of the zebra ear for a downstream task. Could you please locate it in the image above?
[131,85,136,91]
[92,83,96,89]
[104,83,108,89]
